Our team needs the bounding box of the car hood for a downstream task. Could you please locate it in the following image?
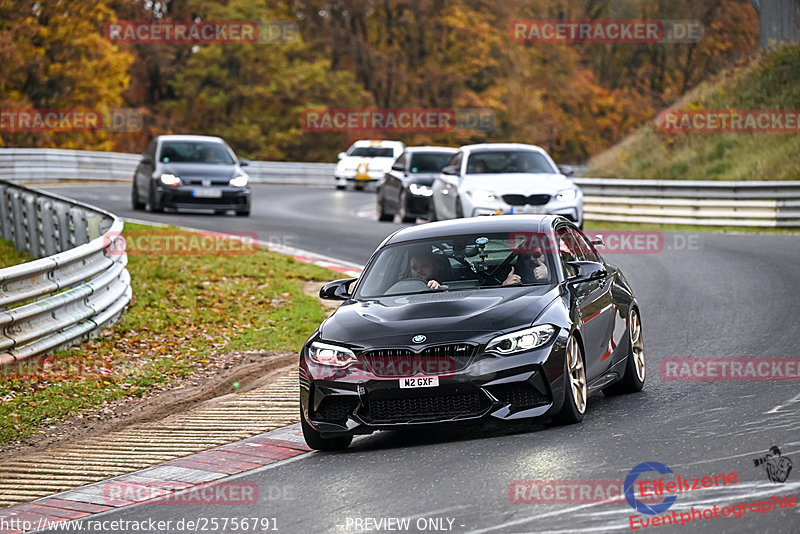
[319,286,560,347]
[158,163,241,181]
[461,173,575,194]
[338,157,395,171]
[405,172,440,186]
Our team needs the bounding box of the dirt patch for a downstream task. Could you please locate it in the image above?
[0,350,297,464]
[0,283,335,464]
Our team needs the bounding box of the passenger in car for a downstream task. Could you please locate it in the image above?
[502,252,549,286]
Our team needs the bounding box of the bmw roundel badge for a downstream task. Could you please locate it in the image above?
[412,335,426,343]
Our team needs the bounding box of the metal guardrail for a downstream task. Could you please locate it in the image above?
[1,148,799,228]
[574,178,800,228]
[0,180,131,364]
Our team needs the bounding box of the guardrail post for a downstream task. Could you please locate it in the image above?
[0,184,11,241]
[69,207,88,246]
[11,190,25,252]
[54,203,70,252]
[24,193,42,259]
[39,198,57,256]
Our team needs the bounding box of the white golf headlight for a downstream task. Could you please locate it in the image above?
[308,341,357,368]
[229,174,248,187]
[556,189,577,202]
[409,183,433,197]
[486,325,557,355]
[468,189,496,204]
[160,173,180,186]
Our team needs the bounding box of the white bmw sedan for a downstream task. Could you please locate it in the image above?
[430,143,583,227]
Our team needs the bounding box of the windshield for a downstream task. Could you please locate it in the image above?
[159,141,234,164]
[409,152,454,173]
[349,147,395,157]
[356,233,556,298]
[466,150,555,174]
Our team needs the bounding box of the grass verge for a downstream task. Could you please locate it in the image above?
[587,45,800,180]
[0,223,340,444]
[0,240,30,269]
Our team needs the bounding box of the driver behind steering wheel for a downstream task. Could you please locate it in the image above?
[409,251,445,290]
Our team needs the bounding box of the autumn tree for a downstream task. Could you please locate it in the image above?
[0,0,132,150]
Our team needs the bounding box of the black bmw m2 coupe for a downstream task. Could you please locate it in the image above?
[300,215,645,450]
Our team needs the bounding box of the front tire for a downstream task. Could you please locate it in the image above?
[455,198,464,219]
[604,308,645,395]
[131,182,145,210]
[399,191,415,223]
[376,194,393,222]
[552,335,587,425]
[146,184,162,213]
[300,408,352,451]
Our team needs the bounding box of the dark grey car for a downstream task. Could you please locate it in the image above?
[376,146,457,223]
[131,135,252,216]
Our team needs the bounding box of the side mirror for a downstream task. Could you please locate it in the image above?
[441,165,458,176]
[558,165,575,176]
[239,158,250,167]
[566,261,607,284]
[319,278,357,300]
[338,152,347,160]
[391,161,404,171]
[141,155,152,165]
[590,235,605,247]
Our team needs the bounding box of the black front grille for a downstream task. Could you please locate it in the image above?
[526,194,551,205]
[501,194,551,206]
[316,396,358,422]
[502,194,528,206]
[487,383,548,409]
[359,344,474,377]
[368,391,483,423]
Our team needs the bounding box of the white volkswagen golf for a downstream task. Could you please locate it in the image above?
[430,143,583,227]
[334,140,405,191]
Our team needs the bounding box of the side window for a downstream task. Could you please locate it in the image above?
[393,152,406,170]
[573,231,599,263]
[557,227,580,277]
[448,152,463,174]
[145,139,156,159]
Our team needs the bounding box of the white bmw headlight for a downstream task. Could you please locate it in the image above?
[486,325,557,355]
[308,341,357,368]
[229,174,248,187]
[467,189,496,204]
[556,189,577,202]
[409,183,433,197]
[159,173,180,186]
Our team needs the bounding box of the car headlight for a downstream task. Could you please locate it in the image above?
[229,174,248,187]
[486,325,556,355]
[159,173,180,186]
[307,341,357,367]
[467,189,496,203]
[409,183,433,197]
[556,189,577,202]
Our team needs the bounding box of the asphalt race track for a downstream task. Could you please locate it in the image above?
[38,183,800,533]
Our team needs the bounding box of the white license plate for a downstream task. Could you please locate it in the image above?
[193,188,222,198]
[399,376,439,389]
[519,205,545,214]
